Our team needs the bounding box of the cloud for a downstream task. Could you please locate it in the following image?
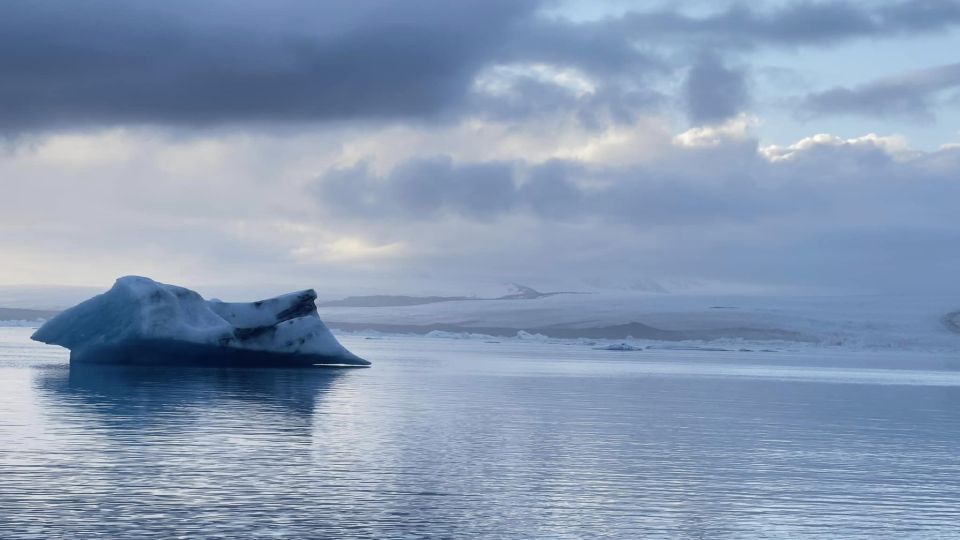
[684,54,749,123]
[315,157,518,220]
[3,121,960,292]
[312,130,960,234]
[298,120,960,293]
[2,1,960,132]
[800,61,960,119]
[615,0,960,47]
[0,0,540,131]
[4,1,960,294]
[674,114,758,148]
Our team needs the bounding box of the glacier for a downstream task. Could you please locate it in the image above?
[31,276,369,367]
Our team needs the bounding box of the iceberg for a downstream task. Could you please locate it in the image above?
[31,276,369,367]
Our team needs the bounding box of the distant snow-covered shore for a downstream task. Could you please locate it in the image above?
[6,291,960,353]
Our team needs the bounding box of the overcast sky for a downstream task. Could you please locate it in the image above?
[2,0,959,295]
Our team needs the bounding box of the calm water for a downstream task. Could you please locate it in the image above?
[2,327,960,539]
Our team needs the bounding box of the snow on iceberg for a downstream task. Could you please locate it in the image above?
[31,276,369,367]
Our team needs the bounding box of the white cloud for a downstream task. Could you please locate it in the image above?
[673,114,759,148]
[760,132,918,162]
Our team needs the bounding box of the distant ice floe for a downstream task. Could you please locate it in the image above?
[339,328,787,354]
[425,330,498,340]
[0,319,46,328]
[31,276,368,367]
[596,343,645,351]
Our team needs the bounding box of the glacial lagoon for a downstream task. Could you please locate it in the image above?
[2,327,960,538]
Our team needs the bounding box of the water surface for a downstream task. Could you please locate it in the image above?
[2,328,960,538]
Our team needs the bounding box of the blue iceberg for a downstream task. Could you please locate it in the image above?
[31,276,369,367]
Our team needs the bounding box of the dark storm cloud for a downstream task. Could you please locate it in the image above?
[0,0,540,131]
[800,62,960,119]
[2,0,960,131]
[684,53,749,123]
[0,0,660,131]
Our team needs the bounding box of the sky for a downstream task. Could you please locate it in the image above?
[1,0,959,295]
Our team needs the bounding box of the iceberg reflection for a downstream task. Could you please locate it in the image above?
[36,364,350,422]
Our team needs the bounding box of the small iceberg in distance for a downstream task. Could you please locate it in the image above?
[31,276,369,368]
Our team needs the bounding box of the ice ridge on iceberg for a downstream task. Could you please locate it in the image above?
[31,276,369,367]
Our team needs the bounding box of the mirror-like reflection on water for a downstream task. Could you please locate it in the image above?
[2,328,960,539]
